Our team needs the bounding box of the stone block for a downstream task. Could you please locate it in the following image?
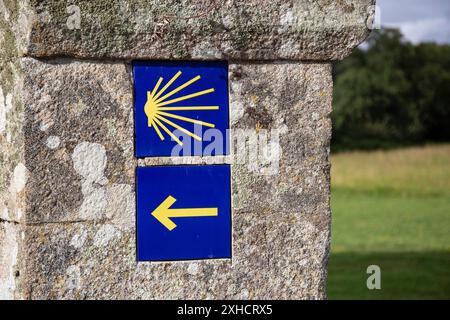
[0,0,373,299]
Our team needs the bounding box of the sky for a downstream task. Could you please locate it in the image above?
[377,0,450,44]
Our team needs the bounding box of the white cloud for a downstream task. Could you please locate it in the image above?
[376,0,450,44]
[386,18,450,44]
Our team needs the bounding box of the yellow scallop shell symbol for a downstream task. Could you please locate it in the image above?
[144,71,219,146]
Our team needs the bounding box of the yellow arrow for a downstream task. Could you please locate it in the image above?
[151,195,218,231]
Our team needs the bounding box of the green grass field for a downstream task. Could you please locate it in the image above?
[327,144,450,299]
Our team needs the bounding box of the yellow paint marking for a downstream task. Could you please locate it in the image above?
[149,77,163,99]
[157,106,219,111]
[156,111,215,128]
[153,71,182,100]
[145,91,156,127]
[153,117,183,146]
[154,75,201,104]
[146,92,153,127]
[151,195,218,231]
[151,120,165,141]
[155,114,202,141]
[144,71,219,144]
[155,88,215,107]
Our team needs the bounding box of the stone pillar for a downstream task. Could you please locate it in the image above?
[0,1,373,299]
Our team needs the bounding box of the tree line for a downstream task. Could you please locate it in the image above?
[332,28,450,151]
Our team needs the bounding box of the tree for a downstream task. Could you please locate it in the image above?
[332,28,450,150]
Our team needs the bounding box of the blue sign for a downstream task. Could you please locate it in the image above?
[133,61,229,157]
[136,165,232,261]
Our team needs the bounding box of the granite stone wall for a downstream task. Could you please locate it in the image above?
[0,0,373,299]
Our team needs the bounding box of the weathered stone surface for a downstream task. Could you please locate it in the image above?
[0,221,23,299]
[17,0,373,60]
[0,0,26,226]
[4,59,331,299]
[0,0,370,300]
[0,1,27,299]
[21,58,135,224]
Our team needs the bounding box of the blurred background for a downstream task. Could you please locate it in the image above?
[327,0,450,299]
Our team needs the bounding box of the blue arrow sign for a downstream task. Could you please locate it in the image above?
[136,164,232,261]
